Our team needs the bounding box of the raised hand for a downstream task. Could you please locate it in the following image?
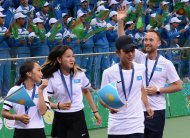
[38,79,48,91]
[117,6,127,21]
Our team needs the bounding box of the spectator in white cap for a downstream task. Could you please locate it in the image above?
[90,5,111,89]
[1,0,16,28]
[125,20,137,46]
[0,11,12,97]
[64,16,82,65]
[156,1,170,26]
[29,17,50,65]
[121,0,134,13]
[77,0,91,17]
[79,11,95,80]
[181,0,189,5]
[62,13,69,25]
[107,11,119,65]
[97,0,106,7]
[16,0,35,18]
[109,0,119,11]
[47,18,63,51]
[60,13,70,34]
[167,17,186,48]
[11,11,30,79]
[36,2,49,30]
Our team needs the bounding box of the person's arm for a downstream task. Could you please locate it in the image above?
[46,79,71,110]
[145,61,182,95]
[117,6,127,37]
[2,109,30,125]
[99,98,119,114]
[160,80,182,94]
[82,88,102,125]
[48,98,71,110]
[141,86,154,118]
[37,79,48,115]
[145,80,182,95]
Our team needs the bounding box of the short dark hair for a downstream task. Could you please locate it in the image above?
[147,30,161,41]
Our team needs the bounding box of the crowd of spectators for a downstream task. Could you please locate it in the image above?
[0,0,190,96]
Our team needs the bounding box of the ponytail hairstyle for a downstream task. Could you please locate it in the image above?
[15,60,37,86]
[42,45,83,79]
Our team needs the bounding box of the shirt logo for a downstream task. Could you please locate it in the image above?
[74,79,81,83]
[137,76,142,80]
[34,94,38,98]
[155,67,162,72]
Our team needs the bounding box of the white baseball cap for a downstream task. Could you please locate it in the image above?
[49,18,58,25]
[126,21,134,25]
[62,13,68,18]
[28,32,37,38]
[161,1,169,5]
[181,0,189,2]
[170,17,181,23]
[67,17,73,24]
[14,12,26,19]
[77,12,86,18]
[109,0,119,7]
[109,11,117,18]
[0,6,4,12]
[122,0,132,6]
[44,2,49,6]
[81,0,88,3]
[96,5,109,13]
[146,24,152,31]
[150,13,156,18]
[33,18,44,24]
[0,12,6,18]
[134,0,142,4]
[97,1,106,7]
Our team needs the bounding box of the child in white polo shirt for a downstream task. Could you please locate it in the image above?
[2,60,50,138]
[100,36,154,138]
[42,45,102,138]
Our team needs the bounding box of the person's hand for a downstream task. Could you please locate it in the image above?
[146,107,154,119]
[94,112,102,125]
[17,114,30,125]
[59,102,71,110]
[145,86,157,95]
[117,6,127,21]
[109,108,119,114]
[76,39,80,44]
[38,79,48,91]
[66,38,71,42]
[106,27,114,31]
[180,29,186,33]
[20,39,25,45]
[4,30,10,37]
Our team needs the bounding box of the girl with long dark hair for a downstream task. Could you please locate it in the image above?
[42,45,102,138]
[2,60,50,138]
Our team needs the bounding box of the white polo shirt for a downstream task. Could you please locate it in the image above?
[3,85,50,129]
[134,49,180,111]
[46,70,91,113]
[101,62,145,135]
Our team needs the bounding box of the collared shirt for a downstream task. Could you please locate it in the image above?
[3,85,50,129]
[46,70,90,113]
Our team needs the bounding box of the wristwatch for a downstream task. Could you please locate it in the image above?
[156,87,160,95]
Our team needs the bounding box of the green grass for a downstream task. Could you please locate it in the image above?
[88,116,190,138]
